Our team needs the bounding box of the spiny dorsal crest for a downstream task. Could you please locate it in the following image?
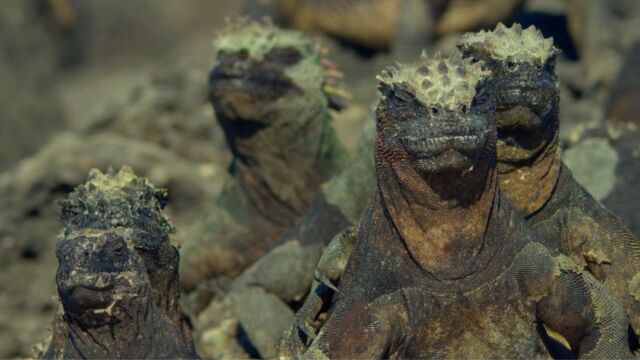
[59,166,174,238]
[377,51,490,110]
[458,23,558,64]
[214,17,317,61]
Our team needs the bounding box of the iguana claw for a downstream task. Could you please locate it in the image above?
[297,321,317,343]
[313,269,340,293]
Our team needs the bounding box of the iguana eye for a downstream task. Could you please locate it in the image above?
[266,47,302,66]
[228,50,249,61]
[393,90,414,105]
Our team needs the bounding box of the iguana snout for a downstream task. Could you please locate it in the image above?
[56,229,149,326]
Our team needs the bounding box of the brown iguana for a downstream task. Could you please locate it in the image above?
[50,228,196,358]
[42,166,196,358]
[457,23,640,339]
[281,51,633,359]
[179,19,349,291]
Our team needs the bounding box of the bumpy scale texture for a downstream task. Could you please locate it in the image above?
[43,167,196,359]
[49,229,196,358]
[179,19,349,294]
[376,51,490,110]
[459,22,558,64]
[280,52,633,359]
[458,23,640,340]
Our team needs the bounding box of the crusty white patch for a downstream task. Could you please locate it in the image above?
[213,17,316,61]
[458,23,558,64]
[376,51,490,110]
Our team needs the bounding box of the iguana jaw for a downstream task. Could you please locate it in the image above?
[398,112,490,175]
[57,229,149,327]
[488,60,559,164]
[209,57,298,102]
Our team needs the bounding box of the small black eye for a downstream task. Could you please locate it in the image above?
[460,104,468,113]
[431,107,439,115]
[106,238,127,258]
[266,47,302,66]
[392,91,415,110]
[236,50,249,61]
[470,57,480,64]
[506,60,516,70]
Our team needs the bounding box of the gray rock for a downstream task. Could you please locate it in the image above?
[562,137,618,201]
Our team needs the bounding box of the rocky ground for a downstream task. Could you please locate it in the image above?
[0,0,638,358]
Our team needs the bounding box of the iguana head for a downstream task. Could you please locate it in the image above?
[209,19,343,140]
[376,51,493,177]
[59,166,175,249]
[457,23,559,164]
[56,228,152,328]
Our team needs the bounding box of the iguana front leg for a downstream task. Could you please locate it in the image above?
[277,227,357,358]
[299,293,397,360]
[534,204,640,338]
[536,255,633,359]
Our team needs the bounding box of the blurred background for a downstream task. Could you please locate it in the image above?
[0,0,638,357]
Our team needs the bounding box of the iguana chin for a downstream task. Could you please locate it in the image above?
[42,166,195,359]
[285,51,633,359]
[52,228,196,359]
[458,22,640,339]
[179,19,348,291]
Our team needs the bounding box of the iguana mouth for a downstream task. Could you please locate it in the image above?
[209,65,296,98]
[401,134,483,155]
[61,283,116,312]
[496,82,556,119]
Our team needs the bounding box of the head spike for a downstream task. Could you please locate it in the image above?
[376,49,490,110]
[457,22,559,64]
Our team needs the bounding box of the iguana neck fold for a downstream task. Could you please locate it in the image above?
[65,285,157,358]
[375,133,500,280]
[497,119,561,217]
[228,103,346,227]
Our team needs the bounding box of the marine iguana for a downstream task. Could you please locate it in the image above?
[280,52,633,359]
[51,228,196,358]
[179,19,348,291]
[42,166,196,358]
[457,23,640,339]
[281,23,640,354]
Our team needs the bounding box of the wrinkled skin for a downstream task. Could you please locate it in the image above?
[48,229,196,359]
[42,167,195,359]
[459,27,640,341]
[179,23,347,292]
[280,55,633,359]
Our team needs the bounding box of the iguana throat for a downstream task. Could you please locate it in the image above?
[373,52,497,279]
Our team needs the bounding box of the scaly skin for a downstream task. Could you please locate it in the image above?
[458,22,640,339]
[282,52,633,359]
[179,20,349,291]
[193,120,374,358]
[49,229,196,359]
[42,166,195,359]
